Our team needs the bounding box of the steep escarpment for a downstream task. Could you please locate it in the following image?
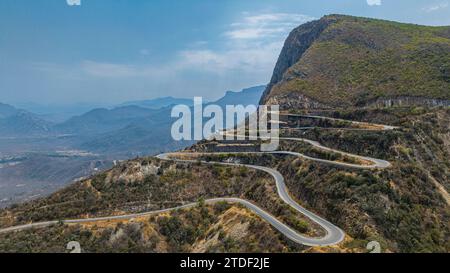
[261,14,450,109]
[260,17,336,105]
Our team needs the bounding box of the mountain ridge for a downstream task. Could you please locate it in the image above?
[118,96,195,109]
[261,14,450,109]
[0,103,53,137]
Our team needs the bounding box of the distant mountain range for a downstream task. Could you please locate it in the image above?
[0,85,266,156]
[0,85,265,206]
[69,85,266,156]
[0,103,52,137]
[10,102,108,123]
[117,85,265,110]
[54,106,159,135]
[0,103,18,119]
[212,85,266,108]
[118,97,195,109]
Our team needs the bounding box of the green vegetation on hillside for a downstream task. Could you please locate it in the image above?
[0,154,324,251]
[190,107,449,253]
[0,203,291,253]
[266,15,450,107]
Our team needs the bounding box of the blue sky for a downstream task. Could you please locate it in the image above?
[0,0,449,106]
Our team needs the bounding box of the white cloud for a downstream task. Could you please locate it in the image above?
[178,41,283,74]
[422,2,449,12]
[66,0,81,6]
[225,27,286,40]
[225,13,315,40]
[178,12,314,80]
[366,0,382,6]
[80,40,283,80]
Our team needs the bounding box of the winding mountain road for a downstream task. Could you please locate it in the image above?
[216,134,391,169]
[0,115,396,248]
[276,112,399,131]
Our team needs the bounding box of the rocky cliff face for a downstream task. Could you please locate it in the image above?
[264,92,331,110]
[260,17,336,105]
[261,15,450,109]
[365,96,450,108]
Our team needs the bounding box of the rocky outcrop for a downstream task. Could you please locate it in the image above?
[264,93,331,110]
[260,14,450,109]
[366,97,450,108]
[260,16,338,105]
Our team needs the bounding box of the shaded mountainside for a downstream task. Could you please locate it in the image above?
[261,14,450,109]
[0,103,52,137]
[54,106,159,135]
[0,103,18,119]
[79,122,191,156]
[212,85,266,108]
[118,97,194,110]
